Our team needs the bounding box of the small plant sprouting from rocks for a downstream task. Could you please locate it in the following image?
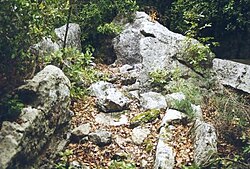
[109,160,136,169]
[0,94,24,122]
[148,69,171,91]
[172,99,194,119]
[55,149,73,169]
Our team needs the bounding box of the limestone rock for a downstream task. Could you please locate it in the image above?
[193,119,217,166]
[161,109,187,127]
[71,123,91,141]
[95,113,128,126]
[140,92,167,110]
[31,37,60,57]
[131,126,150,145]
[0,65,71,169]
[89,129,112,146]
[97,88,129,113]
[55,23,82,50]
[113,12,211,86]
[89,81,114,97]
[165,92,186,103]
[213,58,250,93]
[154,126,175,169]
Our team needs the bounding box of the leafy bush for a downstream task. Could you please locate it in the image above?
[0,94,24,122]
[44,47,108,98]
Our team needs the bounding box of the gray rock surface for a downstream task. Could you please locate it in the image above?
[154,125,175,169]
[0,65,71,169]
[113,12,212,86]
[161,109,187,127]
[32,37,60,57]
[95,113,128,126]
[89,81,114,97]
[131,126,150,145]
[165,92,186,103]
[55,23,82,50]
[140,92,167,110]
[96,88,129,112]
[89,81,129,112]
[193,119,217,166]
[89,129,112,146]
[213,58,250,93]
[71,123,91,141]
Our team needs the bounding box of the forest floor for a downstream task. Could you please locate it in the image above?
[64,64,250,169]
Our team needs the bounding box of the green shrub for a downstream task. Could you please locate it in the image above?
[109,160,136,169]
[0,94,24,122]
[44,47,108,98]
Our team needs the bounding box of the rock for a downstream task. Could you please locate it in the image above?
[0,65,71,169]
[71,123,91,142]
[213,58,250,93]
[89,129,112,146]
[89,81,129,112]
[192,119,217,167]
[55,23,82,50]
[89,81,114,97]
[95,113,128,126]
[154,126,175,169]
[113,12,211,86]
[31,37,60,57]
[161,109,187,127]
[191,104,203,120]
[119,64,134,73]
[141,159,148,168]
[97,88,129,113]
[131,126,150,145]
[140,92,167,110]
[165,92,186,103]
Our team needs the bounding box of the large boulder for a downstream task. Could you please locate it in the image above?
[0,65,71,169]
[113,12,213,85]
[213,58,250,94]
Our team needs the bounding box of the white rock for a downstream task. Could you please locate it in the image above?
[161,109,187,127]
[140,92,167,110]
[213,58,250,93]
[131,126,150,145]
[154,126,175,169]
[71,123,91,138]
[193,119,217,166]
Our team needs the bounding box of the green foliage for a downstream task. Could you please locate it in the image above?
[149,69,170,87]
[130,109,160,127]
[172,99,194,119]
[97,22,122,36]
[55,149,73,169]
[72,0,138,47]
[45,47,107,98]
[169,0,249,34]
[109,160,136,169]
[0,0,68,71]
[0,94,24,122]
[181,39,214,73]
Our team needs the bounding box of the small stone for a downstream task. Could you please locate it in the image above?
[140,92,167,110]
[71,123,91,142]
[161,109,187,127]
[89,129,112,146]
[119,64,134,73]
[131,126,150,145]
